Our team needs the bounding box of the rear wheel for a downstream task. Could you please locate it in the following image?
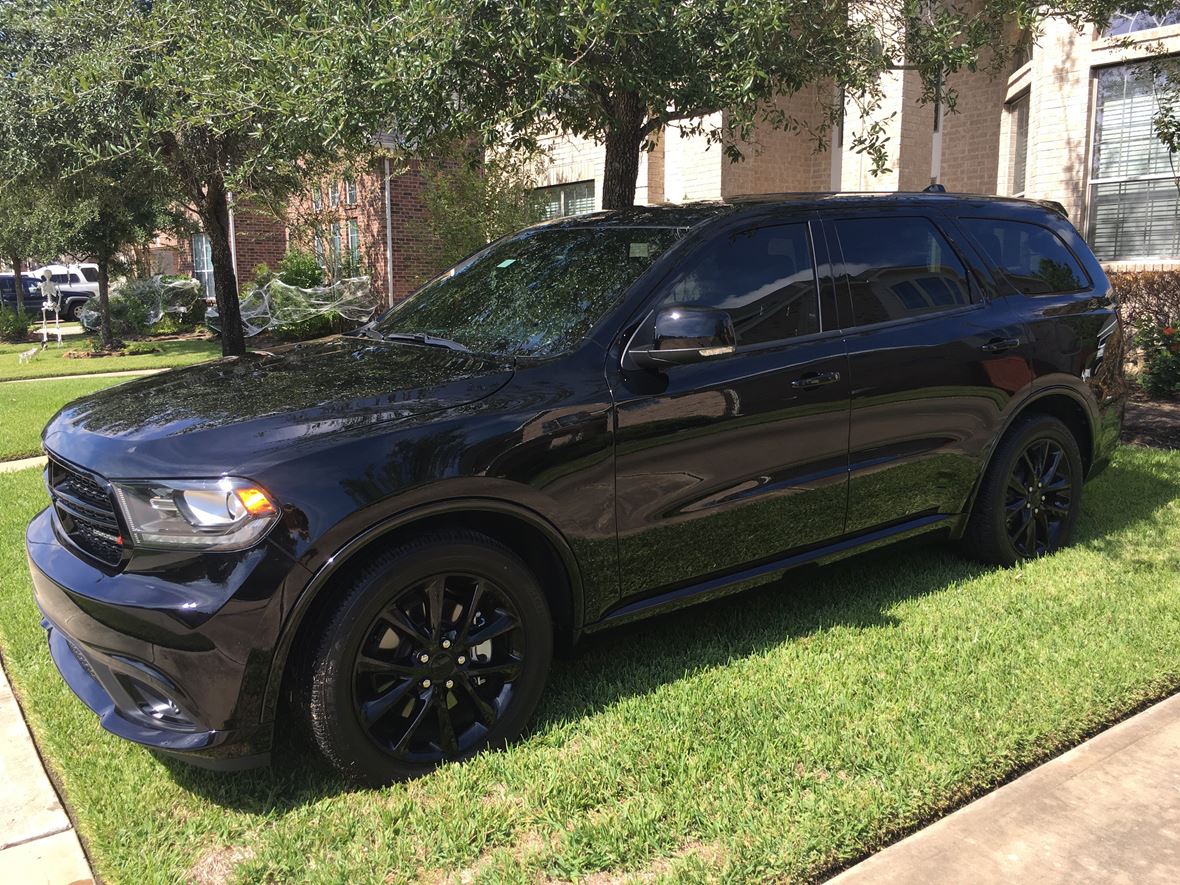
[961,415,1083,566]
[302,531,552,785]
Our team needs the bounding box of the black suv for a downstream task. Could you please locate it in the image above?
[27,194,1123,784]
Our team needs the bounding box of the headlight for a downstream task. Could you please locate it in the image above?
[111,477,279,551]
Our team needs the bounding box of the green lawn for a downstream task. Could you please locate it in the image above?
[0,376,127,461]
[0,337,221,381]
[0,447,1178,883]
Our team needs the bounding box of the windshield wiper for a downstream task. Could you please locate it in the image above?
[347,325,386,341]
[380,332,472,353]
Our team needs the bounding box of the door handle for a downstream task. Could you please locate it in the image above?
[981,337,1022,353]
[791,370,841,389]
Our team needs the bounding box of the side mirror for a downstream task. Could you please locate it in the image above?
[624,305,736,370]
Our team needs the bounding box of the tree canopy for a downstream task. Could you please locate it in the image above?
[0,0,388,355]
[376,0,1124,208]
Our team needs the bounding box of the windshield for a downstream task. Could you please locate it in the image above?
[373,225,686,356]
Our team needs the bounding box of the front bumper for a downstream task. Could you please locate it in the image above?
[26,506,301,769]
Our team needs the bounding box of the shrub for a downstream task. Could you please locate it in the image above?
[278,249,324,288]
[251,262,278,287]
[80,277,206,337]
[0,307,33,342]
[1110,271,1180,333]
[1136,323,1180,398]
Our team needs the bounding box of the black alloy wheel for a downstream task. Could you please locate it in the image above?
[1003,438,1072,558]
[962,414,1083,566]
[352,572,526,764]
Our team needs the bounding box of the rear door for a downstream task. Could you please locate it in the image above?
[824,211,1033,534]
[607,215,851,609]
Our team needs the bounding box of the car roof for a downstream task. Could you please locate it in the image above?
[550,191,1067,231]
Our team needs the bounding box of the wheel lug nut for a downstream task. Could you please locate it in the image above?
[457,655,466,665]
[441,639,451,649]
[419,653,430,664]
[445,679,454,689]
[421,678,431,688]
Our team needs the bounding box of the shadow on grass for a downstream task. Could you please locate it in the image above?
[160,457,1180,812]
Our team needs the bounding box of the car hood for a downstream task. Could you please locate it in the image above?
[43,337,515,478]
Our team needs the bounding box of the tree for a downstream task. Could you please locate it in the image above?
[1,0,386,356]
[0,184,79,315]
[417,146,548,271]
[0,2,182,348]
[382,0,1122,209]
[57,166,181,349]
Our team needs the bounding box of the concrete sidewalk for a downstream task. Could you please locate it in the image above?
[832,693,1180,883]
[0,662,93,884]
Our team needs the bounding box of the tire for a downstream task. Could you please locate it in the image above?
[302,530,553,785]
[961,415,1084,566]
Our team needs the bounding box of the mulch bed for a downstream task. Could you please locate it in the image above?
[1122,387,1180,450]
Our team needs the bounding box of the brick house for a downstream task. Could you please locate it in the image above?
[536,6,1180,270]
[159,156,441,309]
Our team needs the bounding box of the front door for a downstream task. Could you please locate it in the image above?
[605,217,851,614]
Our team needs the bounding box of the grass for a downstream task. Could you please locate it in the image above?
[0,376,127,461]
[0,446,1178,883]
[0,337,221,381]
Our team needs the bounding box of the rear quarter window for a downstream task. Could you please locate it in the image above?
[961,218,1089,295]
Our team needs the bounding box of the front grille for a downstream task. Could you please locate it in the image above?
[47,457,125,566]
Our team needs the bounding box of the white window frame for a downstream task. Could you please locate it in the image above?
[536,180,595,219]
[192,233,214,299]
[345,177,358,205]
[1087,61,1180,261]
[347,218,360,266]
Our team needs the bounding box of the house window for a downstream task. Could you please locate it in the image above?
[192,233,214,299]
[313,234,325,267]
[1104,6,1180,36]
[1088,63,1180,261]
[348,219,360,266]
[1008,93,1030,196]
[331,222,342,264]
[312,188,323,211]
[330,182,340,208]
[345,177,358,205]
[536,180,595,219]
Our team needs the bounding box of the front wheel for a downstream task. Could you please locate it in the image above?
[961,415,1084,566]
[302,531,553,785]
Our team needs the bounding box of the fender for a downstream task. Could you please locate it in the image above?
[952,378,1100,535]
[259,496,586,724]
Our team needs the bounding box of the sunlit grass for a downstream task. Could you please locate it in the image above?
[0,446,1177,883]
[0,337,220,381]
[0,376,126,460]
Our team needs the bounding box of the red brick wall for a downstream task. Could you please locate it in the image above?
[388,160,443,300]
[233,207,287,282]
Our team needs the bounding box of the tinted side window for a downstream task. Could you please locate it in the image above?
[81,267,99,283]
[835,217,972,326]
[961,218,1088,295]
[51,273,69,285]
[660,223,820,346]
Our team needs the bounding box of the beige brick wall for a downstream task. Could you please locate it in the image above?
[662,114,724,202]
[720,87,834,197]
[939,64,1008,194]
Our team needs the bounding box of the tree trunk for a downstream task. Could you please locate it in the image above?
[201,178,245,357]
[96,257,114,351]
[10,253,24,315]
[601,91,646,210]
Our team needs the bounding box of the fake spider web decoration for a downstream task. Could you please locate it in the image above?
[206,276,378,337]
[78,276,203,332]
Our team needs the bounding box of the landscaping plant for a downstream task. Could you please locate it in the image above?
[1136,322,1180,397]
[0,306,33,343]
